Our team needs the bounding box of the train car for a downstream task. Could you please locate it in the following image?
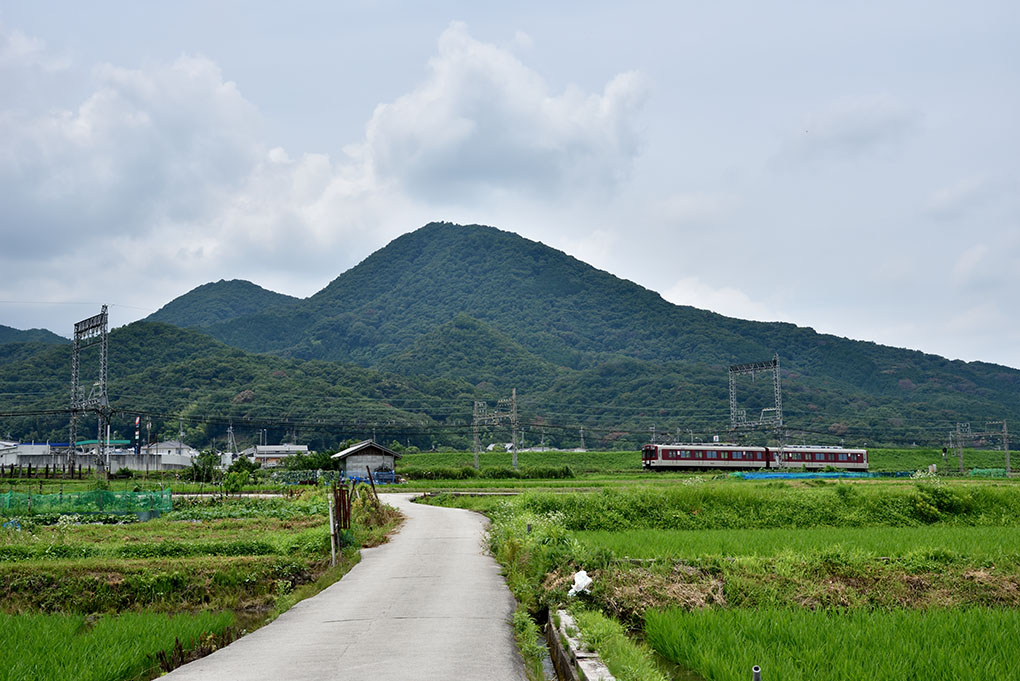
[642,443,868,471]
[642,443,770,471]
[774,445,868,471]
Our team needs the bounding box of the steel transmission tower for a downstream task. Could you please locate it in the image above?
[69,305,110,471]
[729,353,784,464]
[471,388,520,468]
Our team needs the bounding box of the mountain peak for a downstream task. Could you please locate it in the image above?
[147,279,299,329]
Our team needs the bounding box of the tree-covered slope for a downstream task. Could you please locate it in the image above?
[20,221,1012,449]
[0,322,445,449]
[0,324,67,346]
[146,279,299,329]
[1,319,1017,450]
[185,223,1020,403]
[382,314,566,393]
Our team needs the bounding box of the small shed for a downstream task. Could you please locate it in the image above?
[331,440,401,479]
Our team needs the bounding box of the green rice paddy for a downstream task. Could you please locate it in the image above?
[644,607,1018,681]
[575,525,1020,561]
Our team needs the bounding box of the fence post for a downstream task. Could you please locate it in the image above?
[328,486,338,567]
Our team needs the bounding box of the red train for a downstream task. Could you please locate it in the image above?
[641,443,868,471]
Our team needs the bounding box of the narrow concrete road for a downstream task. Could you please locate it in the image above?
[163,493,527,681]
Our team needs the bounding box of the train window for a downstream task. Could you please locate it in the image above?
[839,453,848,461]
[707,451,717,459]
[816,453,825,461]
[681,451,690,458]
[733,452,742,460]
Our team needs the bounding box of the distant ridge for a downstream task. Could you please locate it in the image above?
[147,279,299,329]
[0,324,67,346]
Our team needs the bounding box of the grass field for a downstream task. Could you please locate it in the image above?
[645,607,1019,681]
[396,447,1013,475]
[574,525,1020,561]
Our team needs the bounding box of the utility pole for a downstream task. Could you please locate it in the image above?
[984,421,1009,474]
[954,423,970,474]
[579,426,585,450]
[227,424,238,464]
[510,387,519,468]
[1006,421,1011,474]
[472,401,484,469]
[650,425,656,444]
[145,419,151,479]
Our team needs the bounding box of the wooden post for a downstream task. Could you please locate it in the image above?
[366,466,379,502]
[327,486,337,567]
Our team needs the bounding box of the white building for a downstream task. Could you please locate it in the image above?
[241,444,309,467]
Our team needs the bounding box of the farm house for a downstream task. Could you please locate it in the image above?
[331,440,401,480]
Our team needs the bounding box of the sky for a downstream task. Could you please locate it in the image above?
[1,2,1018,368]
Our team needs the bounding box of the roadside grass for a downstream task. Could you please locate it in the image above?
[571,608,667,681]
[644,607,1019,681]
[0,610,235,681]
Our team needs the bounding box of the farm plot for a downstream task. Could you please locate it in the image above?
[574,525,1020,561]
[432,478,1020,681]
[645,608,1020,681]
[0,488,400,681]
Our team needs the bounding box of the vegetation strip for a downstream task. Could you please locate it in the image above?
[0,611,234,681]
[423,477,1020,679]
[644,607,1020,681]
[0,486,401,680]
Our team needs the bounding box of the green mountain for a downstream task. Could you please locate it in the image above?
[0,324,67,346]
[147,279,299,329]
[159,222,1020,396]
[6,222,1019,450]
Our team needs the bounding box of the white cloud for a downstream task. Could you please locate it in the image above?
[0,25,69,72]
[360,22,648,200]
[3,22,650,324]
[924,176,991,221]
[952,244,988,285]
[653,192,735,226]
[781,95,921,163]
[662,277,773,321]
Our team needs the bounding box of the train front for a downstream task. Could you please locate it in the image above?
[641,444,658,468]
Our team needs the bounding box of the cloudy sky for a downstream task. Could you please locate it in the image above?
[2,2,1018,368]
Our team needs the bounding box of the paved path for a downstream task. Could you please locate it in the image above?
[163,493,526,681]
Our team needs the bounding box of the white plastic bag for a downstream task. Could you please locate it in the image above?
[567,570,593,597]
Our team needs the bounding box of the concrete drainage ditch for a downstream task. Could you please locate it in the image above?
[545,609,616,681]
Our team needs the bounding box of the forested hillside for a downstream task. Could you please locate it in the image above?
[149,223,1020,414]
[0,322,452,450]
[0,324,66,346]
[4,223,1019,450]
[147,279,299,329]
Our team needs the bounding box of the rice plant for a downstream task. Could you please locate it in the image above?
[575,525,1020,561]
[0,611,234,681]
[645,607,1019,681]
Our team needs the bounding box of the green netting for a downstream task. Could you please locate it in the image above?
[0,489,172,514]
[970,468,1008,478]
